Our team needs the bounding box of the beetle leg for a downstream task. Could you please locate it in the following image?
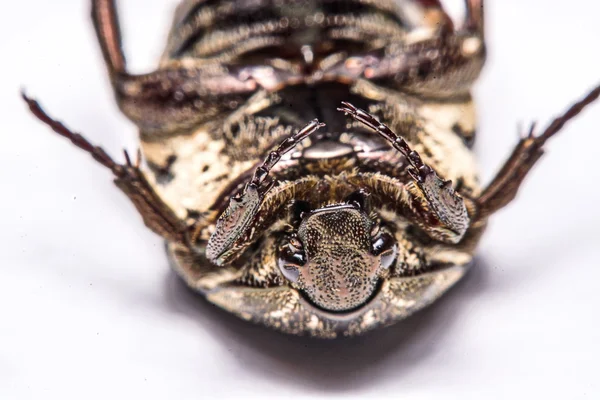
[207,119,325,266]
[338,102,469,243]
[355,0,485,97]
[113,68,261,138]
[475,84,600,221]
[22,93,193,247]
[465,0,485,38]
[91,0,126,79]
[91,0,261,138]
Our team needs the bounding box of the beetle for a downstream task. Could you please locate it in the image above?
[23,0,599,338]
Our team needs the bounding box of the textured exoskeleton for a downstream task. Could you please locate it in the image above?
[24,0,600,337]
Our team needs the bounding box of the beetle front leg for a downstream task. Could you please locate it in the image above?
[338,102,469,243]
[22,93,193,247]
[206,119,324,266]
[475,84,600,221]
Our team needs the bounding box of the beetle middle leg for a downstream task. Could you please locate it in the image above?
[22,93,195,248]
[91,0,260,138]
[338,102,469,244]
[363,0,485,97]
[474,84,600,221]
[207,119,325,266]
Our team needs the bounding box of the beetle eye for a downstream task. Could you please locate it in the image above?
[371,231,398,270]
[277,238,307,283]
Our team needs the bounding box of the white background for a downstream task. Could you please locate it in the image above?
[1,1,600,399]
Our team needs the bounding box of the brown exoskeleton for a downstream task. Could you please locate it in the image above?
[24,0,600,337]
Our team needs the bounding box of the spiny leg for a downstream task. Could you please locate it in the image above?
[338,102,468,243]
[475,84,600,221]
[22,93,192,247]
[207,119,325,265]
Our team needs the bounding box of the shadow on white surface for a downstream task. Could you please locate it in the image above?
[162,256,490,392]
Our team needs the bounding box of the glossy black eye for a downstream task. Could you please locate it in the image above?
[371,231,398,270]
[277,238,307,283]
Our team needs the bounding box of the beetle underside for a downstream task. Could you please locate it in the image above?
[24,0,600,337]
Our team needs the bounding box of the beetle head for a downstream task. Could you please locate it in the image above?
[277,191,398,312]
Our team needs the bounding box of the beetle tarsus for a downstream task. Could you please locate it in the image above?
[22,92,192,246]
[476,83,600,220]
[22,92,120,171]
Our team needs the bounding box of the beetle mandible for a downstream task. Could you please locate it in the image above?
[23,0,600,337]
